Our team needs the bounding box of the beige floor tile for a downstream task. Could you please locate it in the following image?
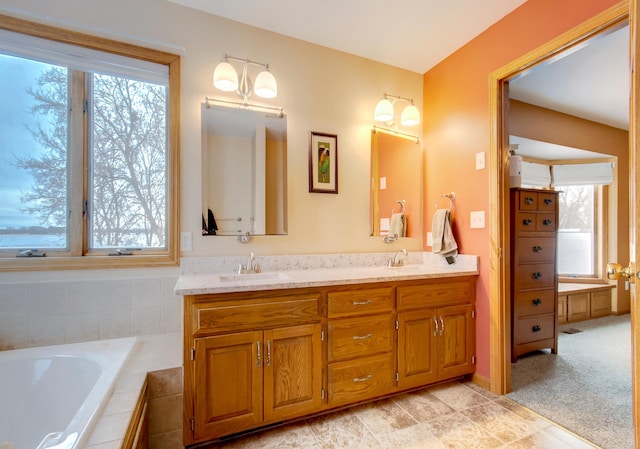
[424,412,504,449]
[503,428,597,449]
[307,409,382,449]
[352,397,418,435]
[461,401,546,444]
[393,389,456,423]
[372,422,449,449]
[428,382,492,412]
[211,422,320,449]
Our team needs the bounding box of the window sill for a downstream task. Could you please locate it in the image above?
[0,254,179,272]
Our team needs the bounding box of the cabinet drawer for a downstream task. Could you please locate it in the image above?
[537,192,557,212]
[517,191,539,211]
[191,295,321,335]
[513,263,555,290]
[513,289,556,317]
[567,292,590,322]
[514,314,555,344]
[514,212,538,233]
[328,315,394,362]
[590,290,612,318]
[327,287,393,318]
[397,279,473,311]
[536,213,556,232]
[327,353,395,406]
[514,237,556,264]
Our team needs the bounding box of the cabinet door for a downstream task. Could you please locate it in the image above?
[438,304,474,379]
[263,323,323,423]
[397,309,438,389]
[193,331,263,441]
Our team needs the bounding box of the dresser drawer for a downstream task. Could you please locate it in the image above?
[514,237,556,264]
[327,353,395,406]
[513,263,555,290]
[513,314,555,344]
[513,289,555,317]
[517,191,539,211]
[514,212,538,233]
[328,315,394,362]
[536,213,556,232]
[327,287,393,318]
[537,192,557,212]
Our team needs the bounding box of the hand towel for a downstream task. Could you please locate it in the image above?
[389,213,406,237]
[432,209,458,257]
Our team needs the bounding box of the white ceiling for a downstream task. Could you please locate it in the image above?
[172,0,630,160]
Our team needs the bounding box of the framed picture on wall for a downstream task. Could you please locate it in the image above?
[309,131,338,194]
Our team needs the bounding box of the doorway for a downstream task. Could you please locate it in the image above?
[488,1,638,447]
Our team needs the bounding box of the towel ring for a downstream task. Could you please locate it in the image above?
[436,192,455,211]
[393,200,406,214]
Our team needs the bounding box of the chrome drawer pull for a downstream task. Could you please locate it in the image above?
[352,299,373,306]
[522,218,533,226]
[433,317,439,336]
[353,374,373,383]
[532,325,541,333]
[352,333,373,340]
[439,316,445,336]
[533,245,542,252]
[524,197,534,204]
[532,272,542,279]
[532,298,542,306]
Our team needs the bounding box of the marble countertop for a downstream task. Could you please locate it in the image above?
[175,252,479,295]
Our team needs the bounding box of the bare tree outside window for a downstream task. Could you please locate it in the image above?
[557,185,596,276]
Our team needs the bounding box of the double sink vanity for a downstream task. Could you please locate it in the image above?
[175,251,479,446]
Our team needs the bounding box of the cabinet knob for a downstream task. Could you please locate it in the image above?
[532,298,542,306]
[532,325,541,333]
[532,246,542,253]
[524,197,534,205]
[544,198,553,205]
[532,272,542,279]
[543,219,552,226]
[522,218,533,226]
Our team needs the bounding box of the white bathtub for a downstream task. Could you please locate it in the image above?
[0,337,137,449]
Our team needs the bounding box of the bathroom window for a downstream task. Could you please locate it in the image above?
[0,17,180,270]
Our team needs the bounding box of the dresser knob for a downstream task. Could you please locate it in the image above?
[532,325,541,333]
[533,246,542,252]
[543,219,552,226]
[522,218,533,226]
[532,272,542,279]
[544,198,552,205]
[524,197,534,205]
[532,298,542,306]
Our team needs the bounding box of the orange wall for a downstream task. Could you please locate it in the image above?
[422,0,623,378]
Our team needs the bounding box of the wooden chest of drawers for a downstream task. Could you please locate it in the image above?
[510,188,559,362]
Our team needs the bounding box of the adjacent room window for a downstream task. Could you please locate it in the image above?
[557,185,599,277]
[0,18,180,269]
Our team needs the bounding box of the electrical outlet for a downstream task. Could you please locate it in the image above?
[475,152,485,170]
[180,231,192,251]
[426,232,433,246]
[470,211,485,229]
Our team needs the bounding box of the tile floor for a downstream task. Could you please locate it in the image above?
[206,380,598,449]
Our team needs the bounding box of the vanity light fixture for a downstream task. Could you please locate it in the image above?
[213,53,277,103]
[374,93,420,126]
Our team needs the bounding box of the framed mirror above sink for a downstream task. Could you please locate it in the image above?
[201,104,288,236]
[370,128,422,238]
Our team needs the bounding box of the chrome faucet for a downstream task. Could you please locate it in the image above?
[388,249,407,267]
[238,251,261,274]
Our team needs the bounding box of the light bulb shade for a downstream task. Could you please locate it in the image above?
[400,104,420,126]
[254,70,277,98]
[374,98,394,122]
[213,61,238,92]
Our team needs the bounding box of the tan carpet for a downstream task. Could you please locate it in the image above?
[507,314,632,449]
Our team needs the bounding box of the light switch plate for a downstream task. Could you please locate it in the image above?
[380,176,387,190]
[470,211,485,229]
[475,152,486,170]
[180,231,192,251]
[426,232,433,246]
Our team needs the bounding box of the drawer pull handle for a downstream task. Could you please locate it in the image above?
[522,218,533,226]
[439,316,445,336]
[256,341,261,367]
[266,340,271,367]
[524,197,534,205]
[353,374,373,383]
[532,272,542,279]
[533,246,542,252]
[353,333,373,340]
[544,198,552,205]
[543,219,552,226]
[532,298,542,306]
[433,317,439,336]
[532,325,541,333]
[352,299,373,306]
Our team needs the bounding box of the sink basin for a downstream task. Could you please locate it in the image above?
[218,272,290,283]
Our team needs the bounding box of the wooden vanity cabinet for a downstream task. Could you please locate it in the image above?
[183,276,476,446]
[396,278,476,389]
[183,289,323,444]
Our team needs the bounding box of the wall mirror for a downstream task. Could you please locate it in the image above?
[201,104,287,236]
[370,129,422,238]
